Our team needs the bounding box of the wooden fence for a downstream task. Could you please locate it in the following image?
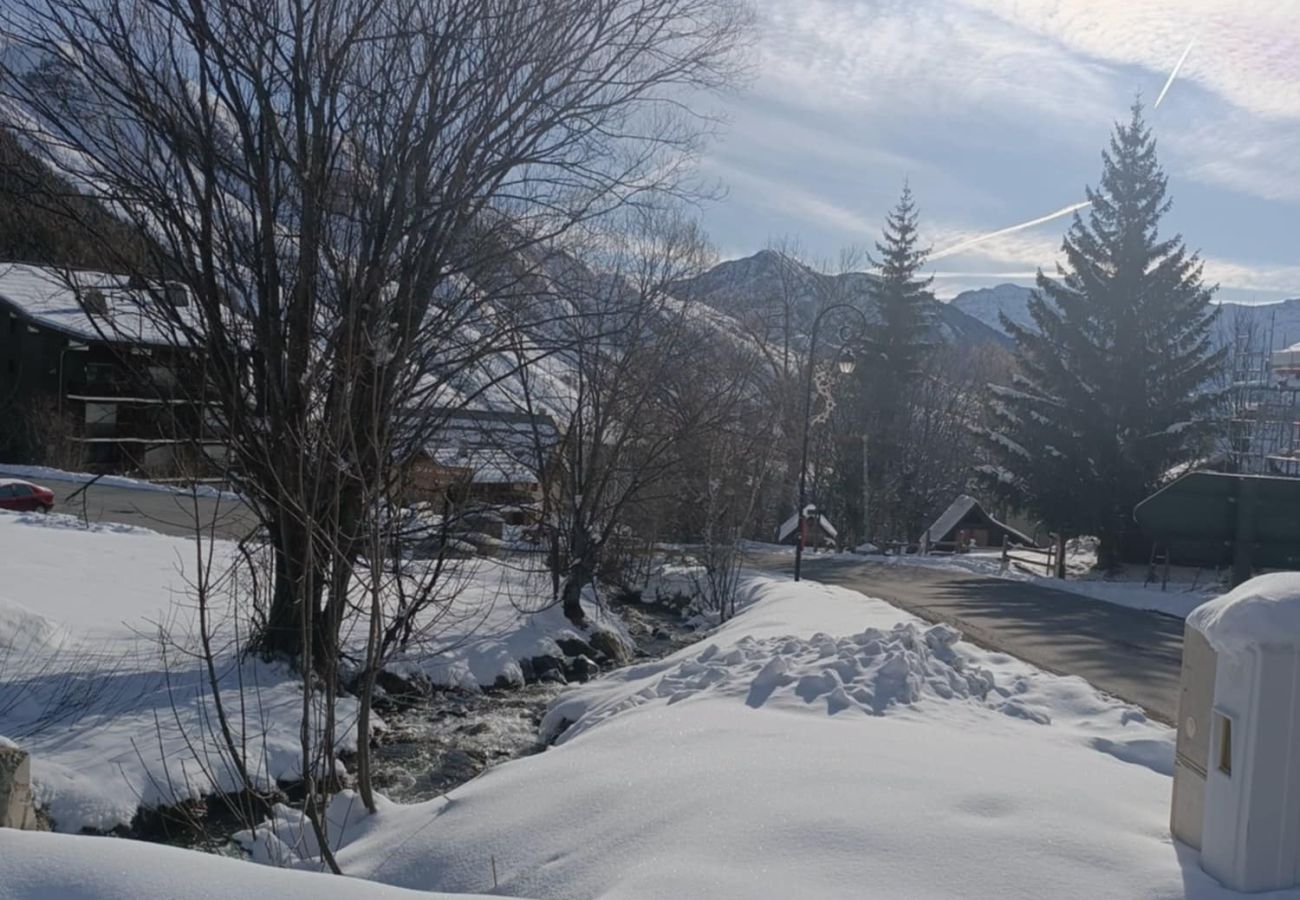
[1001,534,1066,578]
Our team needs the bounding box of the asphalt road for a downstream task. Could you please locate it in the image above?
[751,552,1185,724]
[1,470,260,541]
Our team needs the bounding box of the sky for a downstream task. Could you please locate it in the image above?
[695,0,1300,303]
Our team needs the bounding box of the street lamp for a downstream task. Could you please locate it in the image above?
[794,303,869,582]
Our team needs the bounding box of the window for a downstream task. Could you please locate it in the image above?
[1217,713,1233,776]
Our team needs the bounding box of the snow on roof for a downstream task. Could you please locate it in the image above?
[776,511,838,542]
[1188,573,1300,656]
[412,407,558,486]
[0,263,195,347]
[921,494,1035,546]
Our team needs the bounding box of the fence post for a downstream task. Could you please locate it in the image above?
[1000,535,1009,572]
[1054,533,1066,579]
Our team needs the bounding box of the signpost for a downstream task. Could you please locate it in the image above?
[1134,471,1300,586]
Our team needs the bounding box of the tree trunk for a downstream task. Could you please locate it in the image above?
[255,519,322,664]
[1095,528,1122,574]
[560,571,589,627]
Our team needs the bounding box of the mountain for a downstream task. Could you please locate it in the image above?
[1215,298,1300,350]
[675,250,1010,349]
[948,280,1300,351]
[948,284,1035,335]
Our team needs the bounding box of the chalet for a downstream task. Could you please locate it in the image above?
[0,263,224,476]
[775,508,838,548]
[920,494,1035,550]
[399,407,560,531]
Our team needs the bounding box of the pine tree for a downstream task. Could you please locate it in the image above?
[853,183,934,541]
[978,102,1223,570]
[866,183,934,384]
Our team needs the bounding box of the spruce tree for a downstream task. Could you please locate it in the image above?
[853,183,934,541]
[978,102,1223,570]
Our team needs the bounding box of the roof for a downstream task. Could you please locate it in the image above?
[0,263,196,347]
[405,406,559,486]
[777,511,838,543]
[921,494,1035,546]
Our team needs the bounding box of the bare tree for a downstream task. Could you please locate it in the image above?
[0,0,750,661]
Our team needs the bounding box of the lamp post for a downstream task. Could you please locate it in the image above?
[794,302,869,582]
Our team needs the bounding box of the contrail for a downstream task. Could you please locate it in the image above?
[1154,36,1196,110]
[929,201,1091,262]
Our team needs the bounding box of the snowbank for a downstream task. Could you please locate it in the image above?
[0,829,507,900]
[251,575,1247,899]
[1188,572,1300,656]
[0,509,624,833]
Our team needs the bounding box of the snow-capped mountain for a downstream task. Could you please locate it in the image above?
[948,284,1035,335]
[948,281,1300,350]
[675,250,1010,349]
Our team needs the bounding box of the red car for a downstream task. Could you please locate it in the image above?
[0,479,55,513]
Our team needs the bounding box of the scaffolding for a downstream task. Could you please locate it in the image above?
[1226,312,1300,477]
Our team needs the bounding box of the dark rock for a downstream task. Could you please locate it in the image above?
[568,654,600,683]
[519,656,537,684]
[588,630,630,665]
[555,637,597,659]
[532,655,567,685]
[376,669,432,700]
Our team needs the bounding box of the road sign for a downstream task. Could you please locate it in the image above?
[1134,471,1300,585]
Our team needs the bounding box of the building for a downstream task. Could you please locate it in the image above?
[399,407,560,531]
[1225,324,1300,478]
[775,509,838,548]
[0,263,224,476]
[919,494,1036,550]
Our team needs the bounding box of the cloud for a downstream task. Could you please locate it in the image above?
[701,158,878,236]
[929,201,1090,262]
[963,1,1300,120]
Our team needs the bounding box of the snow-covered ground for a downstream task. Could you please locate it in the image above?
[0,463,241,500]
[0,829,508,900]
[0,509,623,833]
[870,546,1222,619]
[237,574,1257,900]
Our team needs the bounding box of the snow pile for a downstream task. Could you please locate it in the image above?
[1188,572,1300,656]
[242,574,1242,900]
[541,621,1007,743]
[0,829,507,900]
[383,561,630,692]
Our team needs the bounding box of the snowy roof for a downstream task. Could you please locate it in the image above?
[1188,573,1300,656]
[409,407,559,486]
[776,511,838,543]
[921,494,1035,546]
[0,263,196,347]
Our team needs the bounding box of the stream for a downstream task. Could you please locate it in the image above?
[368,595,701,804]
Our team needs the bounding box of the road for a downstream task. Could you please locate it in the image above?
[752,553,1185,724]
[1,470,259,541]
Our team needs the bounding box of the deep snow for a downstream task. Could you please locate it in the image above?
[0,829,507,900]
[244,575,1267,899]
[0,509,624,833]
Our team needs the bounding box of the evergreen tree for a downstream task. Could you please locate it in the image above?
[851,183,935,541]
[978,102,1223,570]
[865,183,934,384]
